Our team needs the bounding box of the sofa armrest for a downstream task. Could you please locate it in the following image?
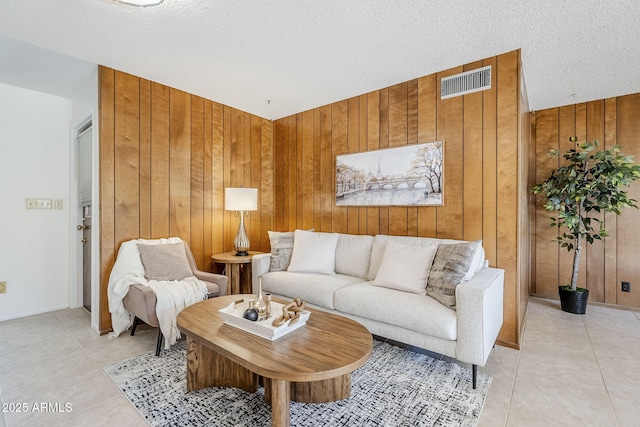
[455,267,504,367]
[252,253,272,293]
[193,271,228,296]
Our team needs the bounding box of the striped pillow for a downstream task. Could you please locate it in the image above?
[426,240,481,310]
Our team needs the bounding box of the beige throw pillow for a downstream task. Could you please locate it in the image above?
[287,230,339,275]
[372,241,438,295]
[137,242,194,281]
[426,240,481,310]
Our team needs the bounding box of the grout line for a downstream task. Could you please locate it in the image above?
[502,310,524,427]
[582,311,621,427]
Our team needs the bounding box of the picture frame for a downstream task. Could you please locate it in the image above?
[336,141,443,206]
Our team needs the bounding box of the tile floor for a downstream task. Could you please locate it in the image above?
[1,297,639,426]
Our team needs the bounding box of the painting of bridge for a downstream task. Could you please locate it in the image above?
[336,141,443,206]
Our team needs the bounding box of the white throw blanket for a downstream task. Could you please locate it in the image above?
[107,237,208,349]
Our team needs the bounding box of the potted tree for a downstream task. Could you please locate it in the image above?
[532,138,640,314]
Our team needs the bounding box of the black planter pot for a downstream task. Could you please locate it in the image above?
[558,286,589,314]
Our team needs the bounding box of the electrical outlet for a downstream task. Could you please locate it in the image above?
[622,281,631,292]
[0,281,6,294]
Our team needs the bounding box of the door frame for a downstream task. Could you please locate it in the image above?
[70,109,100,333]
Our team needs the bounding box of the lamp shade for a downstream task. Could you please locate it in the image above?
[225,188,258,211]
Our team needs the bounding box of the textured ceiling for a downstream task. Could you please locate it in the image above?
[0,0,639,120]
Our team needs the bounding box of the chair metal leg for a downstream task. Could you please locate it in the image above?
[155,329,164,356]
[130,316,140,336]
[472,364,477,389]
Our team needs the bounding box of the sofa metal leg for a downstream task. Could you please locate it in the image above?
[472,364,477,389]
[131,316,140,336]
[155,329,163,356]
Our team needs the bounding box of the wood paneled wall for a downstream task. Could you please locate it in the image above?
[273,50,528,347]
[531,93,640,309]
[98,67,274,332]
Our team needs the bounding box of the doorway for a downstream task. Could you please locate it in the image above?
[75,120,93,312]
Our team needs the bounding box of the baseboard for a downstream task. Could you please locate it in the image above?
[530,293,640,313]
[0,304,70,322]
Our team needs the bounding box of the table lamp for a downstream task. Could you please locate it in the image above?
[225,187,258,256]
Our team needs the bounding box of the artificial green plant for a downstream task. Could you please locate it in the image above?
[532,139,640,292]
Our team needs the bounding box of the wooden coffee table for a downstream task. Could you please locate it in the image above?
[176,294,373,427]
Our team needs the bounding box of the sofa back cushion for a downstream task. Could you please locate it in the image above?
[335,234,374,279]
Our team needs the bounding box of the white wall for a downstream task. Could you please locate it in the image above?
[0,83,72,321]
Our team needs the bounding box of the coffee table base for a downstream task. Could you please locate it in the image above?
[186,337,258,393]
[264,376,351,404]
[185,336,352,426]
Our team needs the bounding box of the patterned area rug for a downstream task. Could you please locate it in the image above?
[104,340,490,427]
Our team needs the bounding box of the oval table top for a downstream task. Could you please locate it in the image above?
[177,294,373,383]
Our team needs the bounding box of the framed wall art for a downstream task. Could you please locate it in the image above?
[336,141,443,207]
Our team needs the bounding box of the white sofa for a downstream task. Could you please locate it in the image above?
[252,232,504,388]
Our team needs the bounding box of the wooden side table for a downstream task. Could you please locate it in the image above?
[211,251,263,295]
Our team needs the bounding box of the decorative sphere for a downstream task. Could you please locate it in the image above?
[243,308,259,321]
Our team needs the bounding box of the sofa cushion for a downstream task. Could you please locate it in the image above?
[372,241,437,294]
[335,234,374,279]
[334,282,457,340]
[137,242,193,281]
[288,230,339,275]
[426,240,481,310]
[261,271,363,309]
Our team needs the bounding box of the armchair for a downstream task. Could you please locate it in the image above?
[108,237,227,355]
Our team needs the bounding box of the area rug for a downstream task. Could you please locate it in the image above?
[104,340,490,427]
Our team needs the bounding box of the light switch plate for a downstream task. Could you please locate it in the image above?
[54,199,63,210]
[0,281,6,294]
[26,198,52,209]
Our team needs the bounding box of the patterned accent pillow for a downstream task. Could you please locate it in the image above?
[426,240,481,310]
[267,231,295,271]
[137,242,194,281]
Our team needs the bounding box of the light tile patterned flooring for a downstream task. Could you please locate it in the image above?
[1,297,639,426]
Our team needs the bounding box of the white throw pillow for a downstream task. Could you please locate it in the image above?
[372,241,438,295]
[287,230,340,275]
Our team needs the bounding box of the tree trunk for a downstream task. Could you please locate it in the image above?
[571,235,582,291]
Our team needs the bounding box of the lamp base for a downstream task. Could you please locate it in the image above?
[234,251,249,257]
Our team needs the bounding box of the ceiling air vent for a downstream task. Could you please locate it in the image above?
[441,65,491,99]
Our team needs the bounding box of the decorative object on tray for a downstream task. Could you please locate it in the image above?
[251,277,268,319]
[271,298,306,327]
[242,308,259,321]
[265,293,272,318]
[220,297,310,340]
